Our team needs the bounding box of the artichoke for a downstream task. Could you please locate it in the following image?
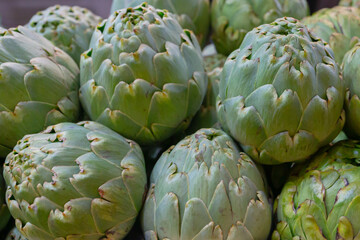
[110,0,210,47]
[0,26,80,158]
[342,43,360,139]
[303,6,360,64]
[211,0,310,56]
[272,140,360,240]
[6,228,27,240]
[217,17,345,165]
[142,128,272,239]
[27,5,102,65]
[80,3,207,146]
[0,169,10,232]
[3,121,147,239]
[187,53,226,133]
[339,0,360,7]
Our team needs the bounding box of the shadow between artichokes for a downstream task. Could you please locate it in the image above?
[141,128,272,239]
[110,0,210,47]
[216,17,345,165]
[3,121,147,239]
[0,168,10,233]
[211,0,310,56]
[80,3,207,147]
[27,5,102,65]
[272,140,360,240]
[0,26,80,158]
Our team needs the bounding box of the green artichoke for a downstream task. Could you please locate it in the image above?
[3,121,147,239]
[0,26,80,159]
[0,169,10,232]
[187,53,226,133]
[272,140,360,240]
[211,0,310,56]
[80,3,207,146]
[27,5,102,65]
[110,0,210,47]
[303,6,360,64]
[342,43,360,139]
[217,17,345,165]
[6,228,27,240]
[339,0,360,7]
[142,128,272,239]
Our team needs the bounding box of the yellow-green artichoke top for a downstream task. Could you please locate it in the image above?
[211,0,310,55]
[110,0,210,47]
[27,5,102,65]
[303,6,360,64]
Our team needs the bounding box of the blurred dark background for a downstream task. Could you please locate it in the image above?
[0,0,341,28]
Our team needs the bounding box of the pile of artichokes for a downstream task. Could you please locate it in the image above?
[2,0,360,239]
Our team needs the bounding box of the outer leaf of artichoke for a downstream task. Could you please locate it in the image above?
[110,0,210,47]
[27,5,102,65]
[342,43,360,139]
[211,0,310,56]
[303,6,360,65]
[80,3,207,146]
[3,121,147,240]
[217,17,345,165]
[142,128,272,240]
[0,26,80,158]
[273,140,360,240]
[6,228,27,240]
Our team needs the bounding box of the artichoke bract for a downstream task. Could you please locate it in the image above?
[0,169,10,232]
[187,53,226,133]
[217,17,345,165]
[6,228,27,240]
[303,6,360,64]
[342,43,360,139]
[142,128,272,239]
[27,5,102,65]
[211,0,310,56]
[339,0,360,7]
[110,0,210,47]
[3,121,147,240]
[0,26,80,158]
[273,140,360,240]
[80,3,207,146]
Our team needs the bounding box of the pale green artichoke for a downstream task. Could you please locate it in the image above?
[303,6,360,64]
[211,0,310,55]
[6,228,27,240]
[110,0,210,47]
[142,128,272,240]
[342,43,360,139]
[339,0,360,7]
[27,5,102,65]
[3,121,147,239]
[0,169,10,232]
[0,26,80,158]
[273,140,360,240]
[217,17,345,165]
[80,3,207,146]
[187,53,226,133]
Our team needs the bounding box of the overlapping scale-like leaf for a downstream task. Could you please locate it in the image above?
[3,121,147,239]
